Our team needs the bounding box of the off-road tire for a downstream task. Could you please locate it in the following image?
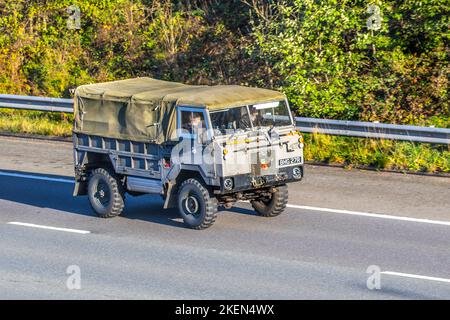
[177,178,218,230]
[251,185,288,217]
[88,168,125,218]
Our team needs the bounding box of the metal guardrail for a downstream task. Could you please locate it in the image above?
[0,94,449,144]
[296,117,450,145]
[0,94,73,113]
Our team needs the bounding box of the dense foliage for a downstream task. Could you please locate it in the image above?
[0,0,448,125]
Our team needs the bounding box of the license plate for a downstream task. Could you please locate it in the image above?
[278,156,302,167]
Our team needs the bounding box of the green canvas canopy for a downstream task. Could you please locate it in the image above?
[73,77,286,143]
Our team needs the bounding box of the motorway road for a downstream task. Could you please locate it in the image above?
[0,135,449,299]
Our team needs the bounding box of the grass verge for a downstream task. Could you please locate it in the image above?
[0,109,72,137]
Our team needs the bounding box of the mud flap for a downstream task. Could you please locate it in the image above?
[73,180,87,196]
[163,182,178,209]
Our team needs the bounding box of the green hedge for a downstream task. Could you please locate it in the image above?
[0,0,447,126]
[248,0,449,124]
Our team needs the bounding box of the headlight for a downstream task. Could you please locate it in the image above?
[223,178,234,190]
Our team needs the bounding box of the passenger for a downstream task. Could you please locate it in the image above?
[250,107,264,127]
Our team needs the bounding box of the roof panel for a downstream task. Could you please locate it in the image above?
[75,77,285,109]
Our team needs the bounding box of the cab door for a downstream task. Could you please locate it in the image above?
[175,106,210,166]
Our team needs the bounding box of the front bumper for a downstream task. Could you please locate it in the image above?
[217,165,304,194]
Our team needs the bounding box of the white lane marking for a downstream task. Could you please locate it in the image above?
[287,204,450,227]
[0,171,73,184]
[7,222,90,234]
[382,271,450,284]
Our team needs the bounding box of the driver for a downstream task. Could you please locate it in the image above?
[239,106,262,128]
[184,112,204,134]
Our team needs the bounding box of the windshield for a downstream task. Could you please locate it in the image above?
[209,101,292,135]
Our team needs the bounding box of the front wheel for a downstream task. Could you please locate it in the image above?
[251,185,288,217]
[177,178,218,230]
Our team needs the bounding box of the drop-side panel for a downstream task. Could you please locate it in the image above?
[73,133,162,179]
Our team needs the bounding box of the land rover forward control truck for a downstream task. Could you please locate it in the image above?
[73,77,304,229]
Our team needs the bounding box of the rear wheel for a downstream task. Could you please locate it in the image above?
[177,178,218,230]
[251,185,288,217]
[88,168,125,218]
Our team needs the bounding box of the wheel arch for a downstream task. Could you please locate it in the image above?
[73,151,116,196]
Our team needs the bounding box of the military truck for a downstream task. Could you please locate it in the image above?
[73,77,304,229]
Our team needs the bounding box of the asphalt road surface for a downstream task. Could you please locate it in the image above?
[0,135,449,299]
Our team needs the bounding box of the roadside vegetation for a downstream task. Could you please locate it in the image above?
[304,133,450,173]
[0,1,448,173]
[0,109,448,173]
[0,109,72,136]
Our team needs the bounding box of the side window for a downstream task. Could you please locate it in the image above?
[179,110,206,136]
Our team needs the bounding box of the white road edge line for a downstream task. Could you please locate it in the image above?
[7,222,90,234]
[382,271,450,284]
[2,171,449,227]
[0,171,73,184]
[287,204,450,227]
